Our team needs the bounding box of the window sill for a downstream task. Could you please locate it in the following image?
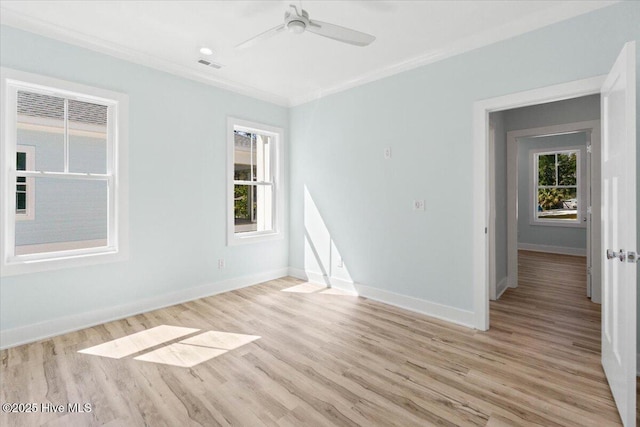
[227,231,283,246]
[1,246,128,277]
[529,220,586,228]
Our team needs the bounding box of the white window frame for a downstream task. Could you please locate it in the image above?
[227,117,284,246]
[530,146,584,228]
[1,67,129,276]
[15,144,35,221]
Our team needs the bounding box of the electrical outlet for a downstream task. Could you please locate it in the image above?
[413,200,425,211]
[217,258,225,269]
[384,147,392,159]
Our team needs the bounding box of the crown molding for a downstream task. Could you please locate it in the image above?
[0,8,290,107]
[288,0,618,106]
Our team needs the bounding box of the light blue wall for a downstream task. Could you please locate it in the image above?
[289,2,640,311]
[517,133,587,249]
[0,25,289,331]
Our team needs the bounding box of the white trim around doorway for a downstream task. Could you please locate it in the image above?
[472,76,605,331]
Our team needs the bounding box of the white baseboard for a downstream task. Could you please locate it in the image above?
[496,277,510,299]
[290,268,474,328]
[287,267,307,281]
[327,277,358,295]
[0,268,289,350]
[518,243,586,256]
[354,284,475,329]
[306,271,330,286]
[288,269,357,295]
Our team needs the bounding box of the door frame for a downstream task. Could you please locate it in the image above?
[472,76,605,331]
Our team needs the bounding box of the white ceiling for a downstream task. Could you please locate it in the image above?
[0,1,617,106]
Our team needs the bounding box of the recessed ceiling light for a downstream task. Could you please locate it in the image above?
[199,47,213,56]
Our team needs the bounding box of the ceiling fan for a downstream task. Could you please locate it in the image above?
[236,4,376,49]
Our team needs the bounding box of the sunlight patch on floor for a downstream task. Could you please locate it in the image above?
[79,326,261,368]
[78,325,200,359]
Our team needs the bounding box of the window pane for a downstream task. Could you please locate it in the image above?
[234,164,251,181]
[255,184,273,232]
[234,131,272,183]
[557,152,577,185]
[234,184,256,233]
[234,184,273,234]
[234,131,252,181]
[17,91,65,172]
[69,100,108,174]
[14,177,108,255]
[254,134,271,182]
[537,154,556,186]
[537,187,577,220]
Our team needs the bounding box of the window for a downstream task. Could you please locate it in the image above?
[533,149,580,224]
[16,145,35,221]
[1,67,128,275]
[227,118,283,245]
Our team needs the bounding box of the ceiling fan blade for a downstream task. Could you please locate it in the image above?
[307,20,375,47]
[236,23,286,49]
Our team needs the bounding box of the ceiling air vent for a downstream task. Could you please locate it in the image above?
[198,59,222,69]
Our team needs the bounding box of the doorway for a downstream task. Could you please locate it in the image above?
[471,76,605,330]
[491,112,602,305]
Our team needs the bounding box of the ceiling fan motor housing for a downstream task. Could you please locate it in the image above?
[285,6,309,34]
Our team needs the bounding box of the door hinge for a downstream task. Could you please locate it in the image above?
[586,145,592,153]
[587,206,592,214]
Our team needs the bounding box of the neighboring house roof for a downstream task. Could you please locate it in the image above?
[17,91,107,126]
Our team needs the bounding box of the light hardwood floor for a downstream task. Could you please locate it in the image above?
[0,251,625,426]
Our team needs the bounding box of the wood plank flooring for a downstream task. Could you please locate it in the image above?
[0,251,624,426]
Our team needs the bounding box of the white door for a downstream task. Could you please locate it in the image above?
[601,41,636,427]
